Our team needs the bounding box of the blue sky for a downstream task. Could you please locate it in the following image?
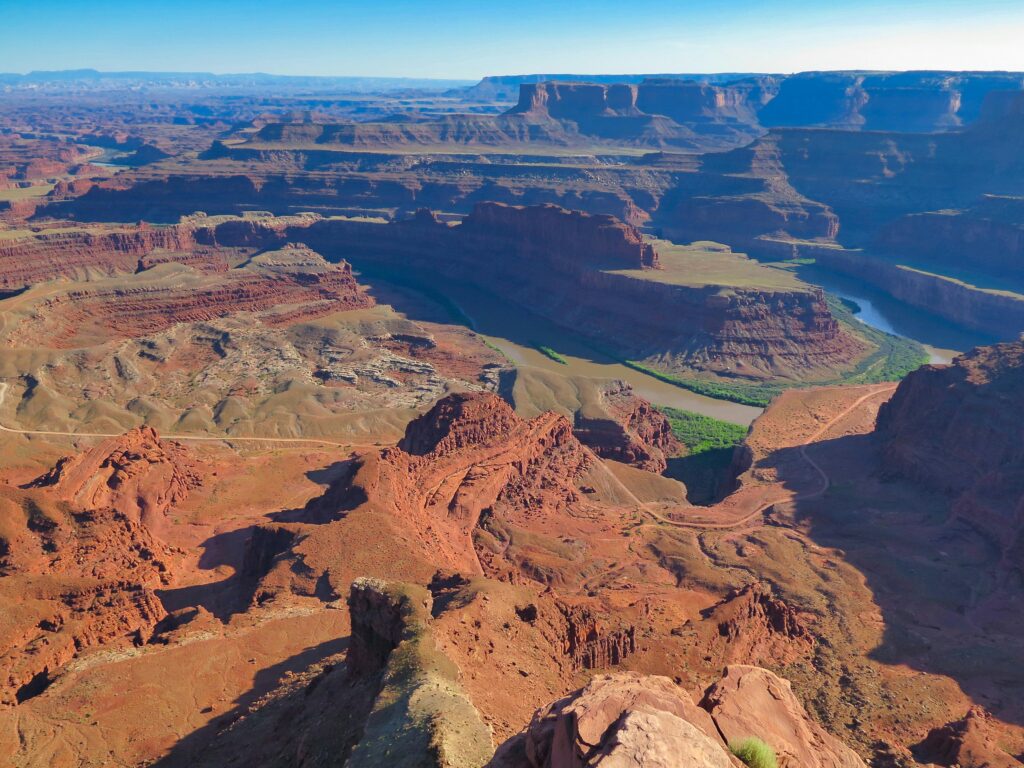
[2,0,1024,78]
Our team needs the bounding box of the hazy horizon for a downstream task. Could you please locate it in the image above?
[2,0,1024,79]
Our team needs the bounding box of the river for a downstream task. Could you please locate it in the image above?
[357,262,991,428]
[359,269,764,425]
[795,265,996,364]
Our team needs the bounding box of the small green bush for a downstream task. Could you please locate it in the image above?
[533,343,568,365]
[729,737,778,768]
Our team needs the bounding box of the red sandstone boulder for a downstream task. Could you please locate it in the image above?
[700,665,865,768]
[493,666,866,768]
[491,673,732,768]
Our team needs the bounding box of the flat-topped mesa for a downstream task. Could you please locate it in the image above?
[460,202,660,271]
[506,79,767,128]
[508,81,643,118]
[0,214,316,291]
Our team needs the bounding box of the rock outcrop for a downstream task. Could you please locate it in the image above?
[0,429,199,705]
[492,666,865,768]
[701,665,865,768]
[491,673,731,768]
[29,425,201,530]
[346,577,494,768]
[696,582,812,665]
[558,603,636,671]
[0,493,178,703]
[246,391,600,599]
[571,382,680,472]
[913,708,1023,768]
[876,340,1024,569]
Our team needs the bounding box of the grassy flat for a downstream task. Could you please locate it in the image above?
[609,239,805,291]
[0,183,54,202]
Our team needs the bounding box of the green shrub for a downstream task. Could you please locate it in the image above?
[659,407,748,504]
[729,737,778,768]
[533,343,568,365]
[622,361,779,407]
[658,407,747,456]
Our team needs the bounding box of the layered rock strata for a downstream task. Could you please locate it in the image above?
[1,428,198,705]
[876,340,1024,570]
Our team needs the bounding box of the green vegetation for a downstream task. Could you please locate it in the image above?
[659,407,748,505]
[533,343,568,365]
[826,296,930,384]
[611,239,802,290]
[0,183,55,202]
[730,738,778,768]
[622,296,928,408]
[481,338,513,363]
[660,407,748,455]
[836,296,862,314]
[623,361,780,407]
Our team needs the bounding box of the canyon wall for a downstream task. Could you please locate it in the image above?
[293,203,857,380]
[809,246,1024,338]
[876,340,1024,568]
[0,224,198,289]
[876,196,1024,282]
[0,204,855,380]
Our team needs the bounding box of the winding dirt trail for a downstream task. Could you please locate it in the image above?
[1,380,897,533]
[0,382,357,449]
[640,383,897,532]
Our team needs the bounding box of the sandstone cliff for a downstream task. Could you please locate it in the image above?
[876,340,1024,572]
[809,245,1024,339]
[294,203,858,381]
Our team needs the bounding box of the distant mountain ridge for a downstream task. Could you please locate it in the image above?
[0,69,474,92]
